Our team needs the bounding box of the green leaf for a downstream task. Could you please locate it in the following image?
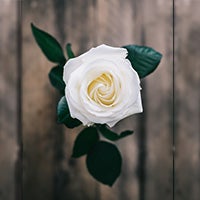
[72,127,99,158]
[66,43,75,59]
[86,141,122,186]
[48,66,65,91]
[98,125,134,141]
[119,130,134,138]
[123,45,162,78]
[31,23,66,64]
[57,97,82,128]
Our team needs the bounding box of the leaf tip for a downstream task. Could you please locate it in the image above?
[66,43,72,47]
[106,181,115,187]
[66,43,75,59]
[30,22,36,32]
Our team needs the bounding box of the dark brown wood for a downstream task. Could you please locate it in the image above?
[175,1,200,200]
[56,1,99,199]
[0,1,18,200]
[22,1,60,200]
[22,1,97,200]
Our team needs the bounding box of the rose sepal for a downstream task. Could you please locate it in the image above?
[66,43,75,59]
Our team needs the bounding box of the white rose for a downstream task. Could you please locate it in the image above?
[63,44,143,127]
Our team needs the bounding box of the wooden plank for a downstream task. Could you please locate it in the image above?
[57,1,99,199]
[142,1,173,200]
[0,1,18,200]
[96,2,173,199]
[22,0,98,200]
[97,1,173,199]
[22,1,62,200]
[175,1,200,199]
[96,0,141,199]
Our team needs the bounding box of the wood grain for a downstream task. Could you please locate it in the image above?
[96,1,141,199]
[0,1,18,200]
[55,1,99,199]
[22,1,59,200]
[22,0,97,200]
[142,1,173,200]
[175,1,200,199]
[1,0,200,200]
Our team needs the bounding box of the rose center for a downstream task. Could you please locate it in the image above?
[87,72,117,106]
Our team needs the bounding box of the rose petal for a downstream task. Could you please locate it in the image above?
[63,57,83,84]
[80,44,128,62]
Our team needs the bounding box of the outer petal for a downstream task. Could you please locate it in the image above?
[106,93,143,128]
[65,86,91,126]
[63,44,128,84]
[63,57,82,84]
[80,44,128,62]
[128,92,143,114]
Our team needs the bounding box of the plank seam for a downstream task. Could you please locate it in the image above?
[15,0,23,200]
[172,1,175,200]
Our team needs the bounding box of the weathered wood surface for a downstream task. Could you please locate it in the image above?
[22,0,173,199]
[175,1,200,200]
[142,1,173,200]
[0,1,19,200]
[96,1,140,199]
[22,1,57,199]
[22,1,97,200]
[0,0,200,200]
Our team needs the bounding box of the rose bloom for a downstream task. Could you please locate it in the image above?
[63,44,143,127]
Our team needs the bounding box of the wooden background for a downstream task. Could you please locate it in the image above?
[0,0,199,200]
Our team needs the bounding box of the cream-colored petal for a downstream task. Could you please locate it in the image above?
[63,57,82,84]
[80,44,128,62]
